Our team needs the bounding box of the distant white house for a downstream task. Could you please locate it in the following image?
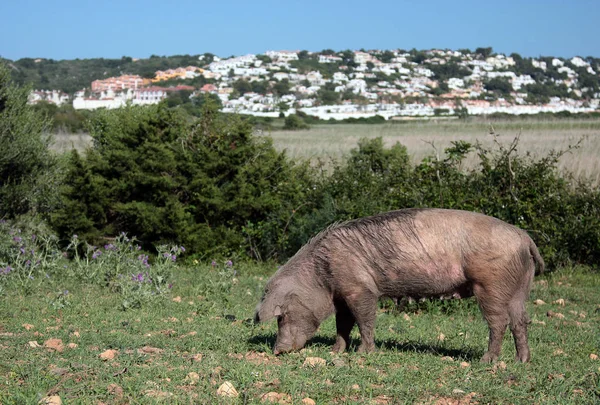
[318,55,342,63]
[132,87,169,105]
[208,54,257,73]
[570,57,589,68]
[28,89,70,106]
[265,50,299,62]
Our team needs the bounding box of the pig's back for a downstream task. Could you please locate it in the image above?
[318,209,528,298]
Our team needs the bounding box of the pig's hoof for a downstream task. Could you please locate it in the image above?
[356,344,376,354]
[331,342,346,353]
[480,352,498,363]
[515,353,530,363]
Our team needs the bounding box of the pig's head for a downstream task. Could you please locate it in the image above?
[254,280,320,355]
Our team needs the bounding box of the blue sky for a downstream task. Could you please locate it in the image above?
[1,0,598,60]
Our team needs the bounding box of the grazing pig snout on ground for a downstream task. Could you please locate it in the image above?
[254,208,544,363]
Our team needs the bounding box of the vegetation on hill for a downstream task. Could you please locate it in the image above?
[1,53,215,93]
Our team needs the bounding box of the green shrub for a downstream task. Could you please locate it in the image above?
[283,114,309,130]
[0,63,60,218]
[297,135,600,269]
[51,100,318,260]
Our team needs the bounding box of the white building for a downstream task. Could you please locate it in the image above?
[571,57,589,68]
[133,87,169,105]
[208,54,257,73]
[28,90,70,106]
[448,78,465,90]
[319,55,342,63]
[265,50,299,62]
[512,75,536,91]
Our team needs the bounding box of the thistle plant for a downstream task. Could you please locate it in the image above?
[0,220,63,294]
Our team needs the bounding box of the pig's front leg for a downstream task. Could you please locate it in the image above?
[346,291,378,353]
[332,299,355,353]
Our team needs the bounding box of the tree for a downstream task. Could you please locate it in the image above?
[298,50,310,60]
[272,79,291,96]
[256,55,273,64]
[317,89,340,105]
[277,101,290,112]
[0,63,60,219]
[475,47,493,59]
[485,77,513,96]
[378,51,394,63]
[283,114,308,130]
[165,90,193,107]
[191,92,223,109]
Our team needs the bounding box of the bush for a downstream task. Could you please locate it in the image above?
[283,114,309,130]
[296,135,600,269]
[51,100,318,261]
[0,63,60,218]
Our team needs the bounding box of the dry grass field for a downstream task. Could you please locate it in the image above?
[50,118,600,185]
[268,119,600,185]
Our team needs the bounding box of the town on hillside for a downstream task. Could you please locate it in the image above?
[27,48,600,119]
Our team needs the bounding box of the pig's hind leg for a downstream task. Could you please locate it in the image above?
[473,282,509,363]
[332,299,356,353]
[508,267,534,362]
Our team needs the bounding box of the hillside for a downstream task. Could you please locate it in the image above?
[6,47,600,118]
[1,54,215,93]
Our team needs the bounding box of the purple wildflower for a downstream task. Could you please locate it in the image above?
[28,275,34,280]
[171,255,176,262]
[211,260,217,267]
[20,247,25,255]
[104,243,116,251]
[25,260,31,267]
[64,290,69,295]
[13,236,22,243]
[226,260,233,267]
[168,283,173,289]
[32,234,36,241]
[73,234,78,239]
[137,254,150,268]
[92,250,102,259]
[180,246,186,252]
[132,273,145,283]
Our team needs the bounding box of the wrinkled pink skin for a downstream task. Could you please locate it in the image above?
[255,209,544,363]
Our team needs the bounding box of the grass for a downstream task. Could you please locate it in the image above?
[267,119,600,185]
[1,263,598,404]
[50,118,600,185]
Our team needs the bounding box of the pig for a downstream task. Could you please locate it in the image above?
[254,208,545,363]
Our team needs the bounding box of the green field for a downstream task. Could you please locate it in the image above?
[1,264,599,404]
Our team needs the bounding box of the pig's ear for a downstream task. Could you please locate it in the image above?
[255,298,283,323]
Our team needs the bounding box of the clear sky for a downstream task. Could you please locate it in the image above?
[1,0,599,61]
